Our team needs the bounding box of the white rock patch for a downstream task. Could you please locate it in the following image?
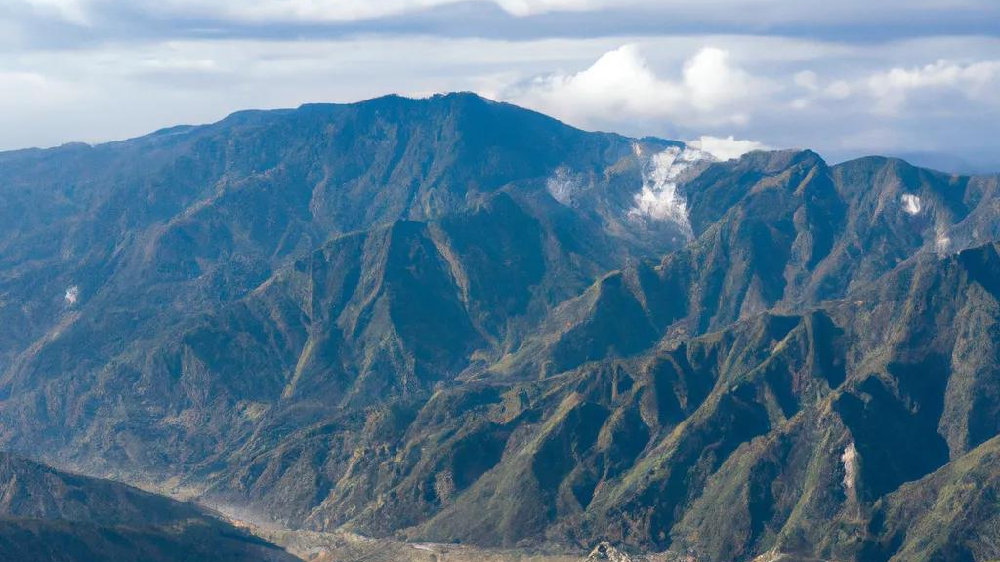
[936,226,952,255]
[841,441,858,493]
[546,166,578,206]
[901,193,922,215]
[629,145,713,234]
[64,285,79,306]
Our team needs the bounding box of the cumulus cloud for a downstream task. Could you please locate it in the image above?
[503,44,766,131]
[688,135,769,161]
[683,47,755,113]
[511,45,684,116]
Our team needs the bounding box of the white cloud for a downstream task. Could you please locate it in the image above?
[165,0,462,21]
[825,80,852,100]
[513,44,684,117]
[793,70,820,91]
[791,71,852,106]
[503,44,767,131]
[21,0,90,24]
[0,71,79,108]
[493,0,609,16]
[868,59,1000,114]
[139,57,219,72]
[683,47,754,112]
[688,135,769,161]
[64,285,79,305]
[0,30,998,171]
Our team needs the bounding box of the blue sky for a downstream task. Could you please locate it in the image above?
[2,0,999,171]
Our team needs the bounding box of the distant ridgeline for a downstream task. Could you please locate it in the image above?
[0,93,998,561]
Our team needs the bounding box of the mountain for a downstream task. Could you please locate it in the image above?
[0,92,999,560]
[0,93,685,475]
[0,453,295,561]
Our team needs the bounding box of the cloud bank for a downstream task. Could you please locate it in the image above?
[688,136,770,161]
[1,1,999,171]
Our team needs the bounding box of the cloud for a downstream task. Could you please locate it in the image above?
[683,47,755,112]
[10,0,474,25]
[154,0,464,22]
[509,44,683,116]
[492,0,611,16]
[19,0,90,24]
[788,56,1000,126]
[0,21,998,173]
[502,44,768,131]
[867,59,1000,114]
[16,0,999,26]
[11,0,634,24]
[688,136,770,161]
[0,70,78,108]
[793,70,820,91]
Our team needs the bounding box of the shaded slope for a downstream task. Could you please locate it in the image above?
[0,453,295,562]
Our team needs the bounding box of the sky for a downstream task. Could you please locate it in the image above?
[2,0,1000,171]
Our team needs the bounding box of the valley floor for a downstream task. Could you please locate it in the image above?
[211,502,670,562]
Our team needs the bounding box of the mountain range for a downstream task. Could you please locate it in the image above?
[1,93,999,561]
